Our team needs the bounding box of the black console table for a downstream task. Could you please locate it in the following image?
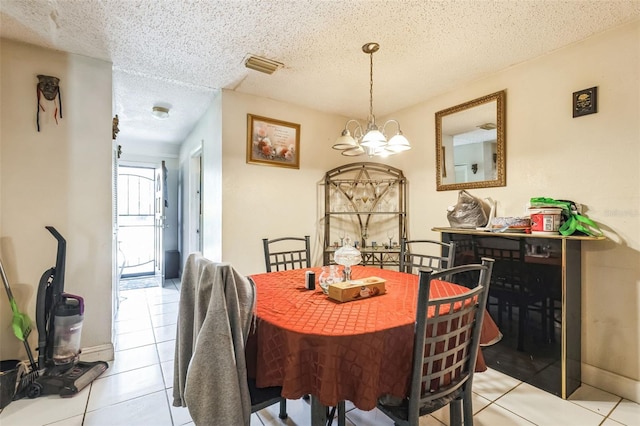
[433,227,604,399]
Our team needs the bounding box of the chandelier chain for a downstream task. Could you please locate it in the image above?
[369,50,374,121]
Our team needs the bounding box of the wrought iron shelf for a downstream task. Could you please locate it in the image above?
[322,162,407,269]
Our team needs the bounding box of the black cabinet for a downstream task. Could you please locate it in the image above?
[433,227,604,399]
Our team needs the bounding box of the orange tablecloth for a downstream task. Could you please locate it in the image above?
[247,265,500,411]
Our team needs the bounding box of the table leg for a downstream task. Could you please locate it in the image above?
[310,395,327,425]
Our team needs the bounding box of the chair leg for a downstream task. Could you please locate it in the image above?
[497,298,504,326]
[278,399,287,419]
[462,391,474,426]
[541,297,549,343]
[548,296,557,343]
[449,398,463,426]
[517,300,527,352]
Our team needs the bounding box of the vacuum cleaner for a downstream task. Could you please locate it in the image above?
[21,226,108,398]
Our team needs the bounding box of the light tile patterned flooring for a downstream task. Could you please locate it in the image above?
[1,278,638,425]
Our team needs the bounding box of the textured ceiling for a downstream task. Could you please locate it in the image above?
[2,1,639,147]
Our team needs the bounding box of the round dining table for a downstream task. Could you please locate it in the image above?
[246,265,501,412]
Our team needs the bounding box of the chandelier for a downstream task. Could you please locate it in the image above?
[333,42,411,157]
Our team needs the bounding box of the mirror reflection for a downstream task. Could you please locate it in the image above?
[436,90,506,191]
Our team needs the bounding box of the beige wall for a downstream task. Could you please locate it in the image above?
[0,40,113,360]
[389,20,639,399]
[178,90,223,264]
[220,91,356,275]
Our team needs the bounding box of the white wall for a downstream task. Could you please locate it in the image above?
[390,21,640,400]
[0,40,113,360]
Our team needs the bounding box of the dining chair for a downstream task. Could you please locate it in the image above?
[399,238,456,274]
[248,378,288,419]
[377,258,494,426]
[244,278,289,419]
[263,235,311,272]
[474,238,547,352]
[174,254,288,423]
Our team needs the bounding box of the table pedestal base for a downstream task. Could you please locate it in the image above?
[310,396,346,426]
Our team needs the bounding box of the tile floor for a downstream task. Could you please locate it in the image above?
[1,278,638,425]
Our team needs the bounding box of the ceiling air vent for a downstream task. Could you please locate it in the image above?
[244,54,283,75]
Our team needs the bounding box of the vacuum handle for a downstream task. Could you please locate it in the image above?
[45,226,66,293]
[45,226,66,244]
[0,258,16,301]
[59,293,84,316]
[36,268,55,369]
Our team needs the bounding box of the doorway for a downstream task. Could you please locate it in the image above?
[190,151,203,255]
[117,165,162,289]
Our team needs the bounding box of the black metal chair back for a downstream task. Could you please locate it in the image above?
[399,238,456,274]
[262,236,311,272]
[378,259,494,426]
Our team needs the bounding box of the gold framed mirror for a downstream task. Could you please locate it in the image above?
[436,90,506,191]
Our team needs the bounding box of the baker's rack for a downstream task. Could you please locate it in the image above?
[322,162,407,268]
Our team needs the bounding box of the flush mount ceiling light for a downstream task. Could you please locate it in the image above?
[244,54,283,75]
[333,42,411,157]
[152,106,169,119]
[477,122,497,130]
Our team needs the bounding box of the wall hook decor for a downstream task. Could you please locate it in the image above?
[36,74,62,131]
[471,163,478,174]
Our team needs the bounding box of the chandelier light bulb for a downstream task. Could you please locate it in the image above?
[386,132,411,152]
[332,129,358,150]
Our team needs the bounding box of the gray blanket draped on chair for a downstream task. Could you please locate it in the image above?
[173,253,256,426]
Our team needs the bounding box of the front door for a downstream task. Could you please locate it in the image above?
[118,166,156,279]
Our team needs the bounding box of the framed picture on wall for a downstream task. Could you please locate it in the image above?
[573,86,598,118]
[246,114,300,169]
